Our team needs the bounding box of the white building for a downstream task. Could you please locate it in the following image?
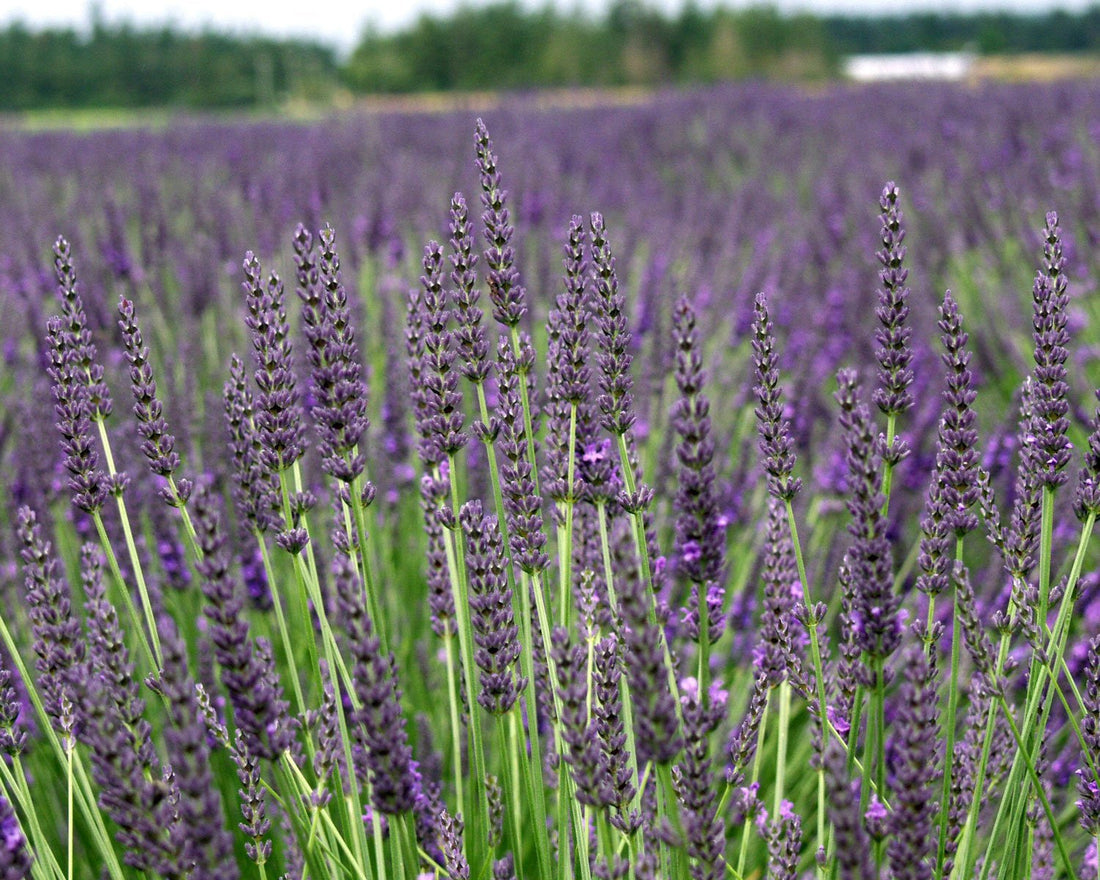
[843,51,976,81]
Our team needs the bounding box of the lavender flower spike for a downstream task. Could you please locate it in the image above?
[590,211,635,437]
[887,640,940,880]
[1074,391,1100,521]
[1030,211,1071,490]
[147,619,239,880]
[752,293,801,502]
[17,506,86,732]
[295,224,370,483]
[242,251,306,479]
[1077,635,1100,835]
[449,192,491,384]
[672,294,726,645]
[460,500,527,715]
[52,236,113,420]
[476,119,527,328]
[835,369,900,662]
[936,290,979,536]
[0,794,32,880]
[872,182,915,462]
[46,313,108,514]
[417,241,467,468]
[118,296,180,484]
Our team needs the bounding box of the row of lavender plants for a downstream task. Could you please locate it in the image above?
[0,82,1099,878]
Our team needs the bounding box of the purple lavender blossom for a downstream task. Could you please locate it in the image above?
[835,369,900,661]
[1078,635,1100,835]
[223,353,278,533]
[52,237,113,420]
[675,676,726,880]
[332,543,418,815]
[192,486,292,758]
[590,212,635,438]
[887,639,940,880]
[46,313,108,513]
[764,800,802,880]
[449,192,491,384]
[241,251,306,478]
[16,507,86,732]
[497,337,549,574]
[146,619,239,880]
[1029,211,1072,490]
[0,657,25,758]
[936,290,979,536]
[671,294,725,646]
[440,808,470,880]
[752,293,801,502]
[593,634,638,832]
[618,549,682,765]
[230,731,272,865]
[295,224,370,483]
[872,183,915,457]
[823,738,874,880]
[460,501,526,714]
[0,793,31,880]
[476,119,527,329]
[754,500,800,686]
[543,215,590,504]
[552,625,610,808]
[118,296,180,481]
[417,242,468,467]
[1075,392,1100,522]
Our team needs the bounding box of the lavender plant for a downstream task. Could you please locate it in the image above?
[0,95,1098,880]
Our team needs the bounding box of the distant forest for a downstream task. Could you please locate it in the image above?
[3,1,1100,110]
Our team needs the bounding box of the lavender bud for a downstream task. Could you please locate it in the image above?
[752,293,801,501]
[1075,391,1100,521]
[1029,211,1072,490]
[0,794,32,880]
[835,371,900,661]
[872,183,915,436]
[461,502,526,714]
[552,626,610,807]
[672,295,726,645]
[590,212,636,437]
[476,119,527,328]
[17,507,86,732]
[886,641,939,880]
[223,353,278,533]
[46,314,108,513]
[417,242,467,465]
[449,192,491,384]
[148,619,238,880]
[118,296,179,479]
[543,215,591,503]
[297,224,370,482]
[936,290,979,536]
[242,252,306,479]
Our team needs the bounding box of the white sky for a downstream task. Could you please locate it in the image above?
[0,0,1090,54]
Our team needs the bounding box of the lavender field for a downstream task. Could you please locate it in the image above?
[1,79,1100,880]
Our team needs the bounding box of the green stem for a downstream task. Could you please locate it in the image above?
[95,419,162,668]
[515,572,554,879]
[0,615,126,880]
[736,689,771,878]
[613,432,682,718]
[935,537,964,877]
[784,499,831,873]
[442,631,465,817]
[773,680,791,813]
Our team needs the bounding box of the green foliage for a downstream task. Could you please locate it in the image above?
[6,2,1100,110]
[0,19,340,111]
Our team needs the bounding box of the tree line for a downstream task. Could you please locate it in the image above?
[3,2,1100,110]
